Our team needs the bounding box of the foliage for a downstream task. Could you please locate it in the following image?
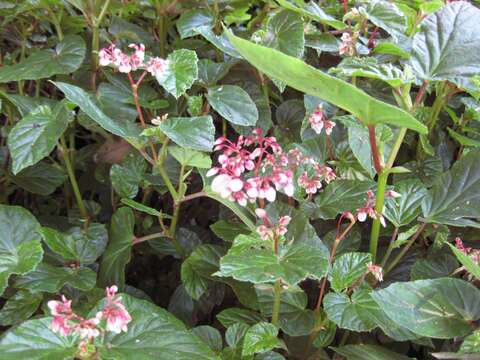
[0,1,480,359]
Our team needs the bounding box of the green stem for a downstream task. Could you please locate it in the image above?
[156,139,178,199]
[427,84,446,130]
[369,171,387,262]
[380,227,398,267]
[169,165,186,258]
[158,15,167,58]
[60,135,88,222]
[385,223,426,274]
[271,280,281,326]
[90,0,111,90]
[133,232,165,245]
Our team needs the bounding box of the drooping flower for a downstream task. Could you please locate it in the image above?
[308,104,336,135]
[96,286,132,334]
[356,190,386,227]
[367,262,384,282]
[146,57,169,77]
[255,208,291,241]
[48,295,74,336]
[339,32,357,56]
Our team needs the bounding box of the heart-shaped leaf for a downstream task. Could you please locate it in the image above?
[330,252,372,293]
[159,116,215,152]
[156,49,198,98]
[207,85,258,126]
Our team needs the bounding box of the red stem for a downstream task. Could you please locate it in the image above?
[414,81,428,108]
[368,125,383,174]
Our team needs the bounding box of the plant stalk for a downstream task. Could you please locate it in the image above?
[385,223,426,274]
[369,171,387,262]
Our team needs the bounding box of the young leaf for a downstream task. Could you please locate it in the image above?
[226,30,427,134]
[207,85,258,126]
[0,35,86,82]
[330,252,372,293]
[156,49,198,98]
[169,146,212,168]
[53,82,142,144]
[0,317,79,360]
[159,116,215,152]
[110,152,147,198]
[8,102,73,174]
[422,149,480,227]
[0,205,43,296]
[98,207,135,290]
[242,322,279,356]
[447,243,480,280]
[371,278,480,338]
[409,1,480,91]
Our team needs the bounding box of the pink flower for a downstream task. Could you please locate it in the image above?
[339,32,355,56]
[455,237,471,254]
[98,43,147,74]
[308,105,336,135]
[385,190,401,198]
[76,318,101,339]
[367,262,384,282]
[255,211,291,241]
[356,190,386,227]
[96,286,132,334]
[146,57,168,76]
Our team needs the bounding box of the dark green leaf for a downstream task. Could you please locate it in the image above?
[409,2,480,91]
[12,162,66,196]
[217,307,265,327]
[110,152,147,198]
[276,0,344,30]
[422,149,480,227]
[98,207,135,290]
[210,220,251,242]
[0,290,42,326]
[332,344,413,360]
[384,179,427,227]
[176,10,214,39]
[372,278,480,338]
[330,252,372,293]
[0,317,78,359]
[264,10,305,58]
[120,198,163,217]
[410,252,458,280]
[159,116,215,152]
[447,243,480,280]
[8,102,73,174]
[197,59,236,86]
[359,0,408,40]
[192,325,223,352]
[0,35,86,82]
[207,85,258,126]
[0,205,42,296]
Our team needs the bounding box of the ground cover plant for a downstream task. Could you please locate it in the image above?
[0,0,480,359]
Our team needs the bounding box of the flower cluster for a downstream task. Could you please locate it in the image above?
[455,237,480,264]
[255,208,291,241]
[308,104,336,135]
[48,286,131,352]
[357,191,384,226]
[99,43,168,76]
[367,262,384,282]
[207,129,294,206]
[339,32,357,56]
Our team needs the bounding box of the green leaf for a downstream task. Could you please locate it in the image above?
[308,180,375,219]
[8,102,73,174]
[98,207,135,290]
[359,0,408,40]
[0,205,42,296]
[217,307,265,327]
[276,0,345,30]
[207,85,258,126]
[422,149,480,227]
[0,317,79,359]
[93,294,218,359]
[181,244,225,299]
[159,116,215,152]
[242,322,279,356]
[192,325,223,352]
[12,162,66,196]
[372,42,410,59]
[0,35,86,82]
[459,329,480,354]
[0,290,42,326]
[176,9,214,39]
[0,93,57,117]
[264,10,305,58]
[156,49,198,99]
[110,152,147,198]
[39,223,108,265]
[197,59,236,86]
[215,243,328,285]
[324,289,378,332]
[226,30,427,134]
[197,27,241,59]
[210,220,251,242]
[330,252,372,293]
[410,252,458,281]
[53,82,142,144]
[409,1,480,91]
[447,127,480,148]
[169,145,212,168]
[332,344,413,360]
[15,263,96,293]
[447,243,480,280]
[384,179,427,227]
[331,57,413,87]
[371,278,480,338]
[120,198,163,217]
